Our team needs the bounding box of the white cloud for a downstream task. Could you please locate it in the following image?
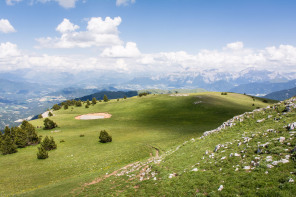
[37,17,123,48]
[225,41,244,50]
[6,0,22,5]
[101,42,141,58]
[2,41,296,77]
[32,0,79,8]
[0,19,16,33]
[116,0,135,6]
[56,18,79,33]
[0,42,20,58]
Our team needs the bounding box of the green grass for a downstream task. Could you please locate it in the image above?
[0,92,275,196]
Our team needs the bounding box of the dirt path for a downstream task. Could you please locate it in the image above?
[72,145,160,195]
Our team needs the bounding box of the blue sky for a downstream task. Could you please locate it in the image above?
[0,0,296,75]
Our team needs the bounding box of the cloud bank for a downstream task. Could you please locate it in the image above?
[116,0,135,7]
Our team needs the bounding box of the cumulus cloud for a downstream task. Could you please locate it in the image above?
[116,0,135,6]
[0,42,20,58]
[0,19,16,33]
[56,18,79,33]
[37,17,122,48]
[101,42,141,58]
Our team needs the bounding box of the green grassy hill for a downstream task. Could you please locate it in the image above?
[0,92,277,196]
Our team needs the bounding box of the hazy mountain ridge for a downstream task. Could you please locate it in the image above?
[264,87,296,101]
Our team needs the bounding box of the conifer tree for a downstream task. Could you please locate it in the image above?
[0,135,17,155]
[43,118,57,130]
[41,136,57,151]
[37,145,48,159]
[38,114,43,119]
[14,127,27,148]
[87,99,90,105]
[99,130,112,143]
[21,120,39,145]
[92,97,97,105]
[52,104,61,111]
[4,126,10,137]
[64,104,68,110]
[103,95,109,102]
[48,111,53,117]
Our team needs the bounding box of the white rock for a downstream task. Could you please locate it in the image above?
[289,178,294,183]
[265,171,268,174]
[192,168,198,172]
[272,161,279,165]
[267,164,274,168]
[221,157,226,160]
[153,177,157,180]
[266,156,273,162]
[279,137,285,143]
[234,153,241,157]
[281,159,289,164]
[235,168,239,171]
[218,185,224,191]
[244,166,251,170]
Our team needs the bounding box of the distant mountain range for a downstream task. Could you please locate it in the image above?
[264,87,296,101]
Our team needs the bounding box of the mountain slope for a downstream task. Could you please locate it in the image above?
[264,87,296,101]
[0,92,275,196]
[77,97,296,196]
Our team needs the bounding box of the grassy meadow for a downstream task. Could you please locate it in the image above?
[0,92,275,196]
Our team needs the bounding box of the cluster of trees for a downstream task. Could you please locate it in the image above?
[0,121,40,155]
[221,92,228,95]
[138,92,150,97]
[37,136,57,159]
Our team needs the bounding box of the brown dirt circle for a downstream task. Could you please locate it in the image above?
[75,113,112,120]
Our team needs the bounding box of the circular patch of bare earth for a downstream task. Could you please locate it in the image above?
[75,113,112,120]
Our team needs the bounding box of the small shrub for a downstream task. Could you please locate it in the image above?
[124,96,127,99]
[64,105,68,110]
[221,92,228,95]
[263,99,268,103]
[37,145,48,159]
[92,97,97,105]
[60,139,65,143]
[41,136,57,151]
[85,104,89,108]
[75,100,82,107]
[38,114,43,119]
[52,104,61,111]
[43,118,58,130]
[80,134,85,137]
[48,112,53,117]
[99,130,112,143]
[138,92,149,97]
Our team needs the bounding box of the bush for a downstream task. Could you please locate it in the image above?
[14,127,27,148]
[21,120,40,145]
[38,114,43,119]
[48,112,53,117]
[103,95,109,102]
[263,99,268,103]
[41,136,57,151]
[64,105,68,110]
[138,92,149,97]
[80,134,85,137]
[85,104,89,108]
[0,135,17,155]
[99,130,112,143]
[43,118,58,130]
[124,96,127,99]
[37,145,48,159]
[76,100,82,107]
[52,104,61,111]
[92,97,97,105]
[221,92,228,95]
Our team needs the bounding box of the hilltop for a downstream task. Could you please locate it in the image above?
[0,92,279,196]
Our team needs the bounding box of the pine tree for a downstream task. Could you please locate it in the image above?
[87,99,90,105]
[48,111,53,117]
[15,127,27,148]
[99,130,112,143]
[21,120,39,145]
[37,145,48,159]
[43,118,58,130]
[0,135,17,155]
[38,114,43,119]
[52,104,61,111]
[41,136,57,151]
[4,126,10,137]
[64,104,68,110]
[92,97,97,105]
[103,95,109,102]
[124,96,127,99]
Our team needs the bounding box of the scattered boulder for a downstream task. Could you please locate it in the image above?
[279,137,285,143]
